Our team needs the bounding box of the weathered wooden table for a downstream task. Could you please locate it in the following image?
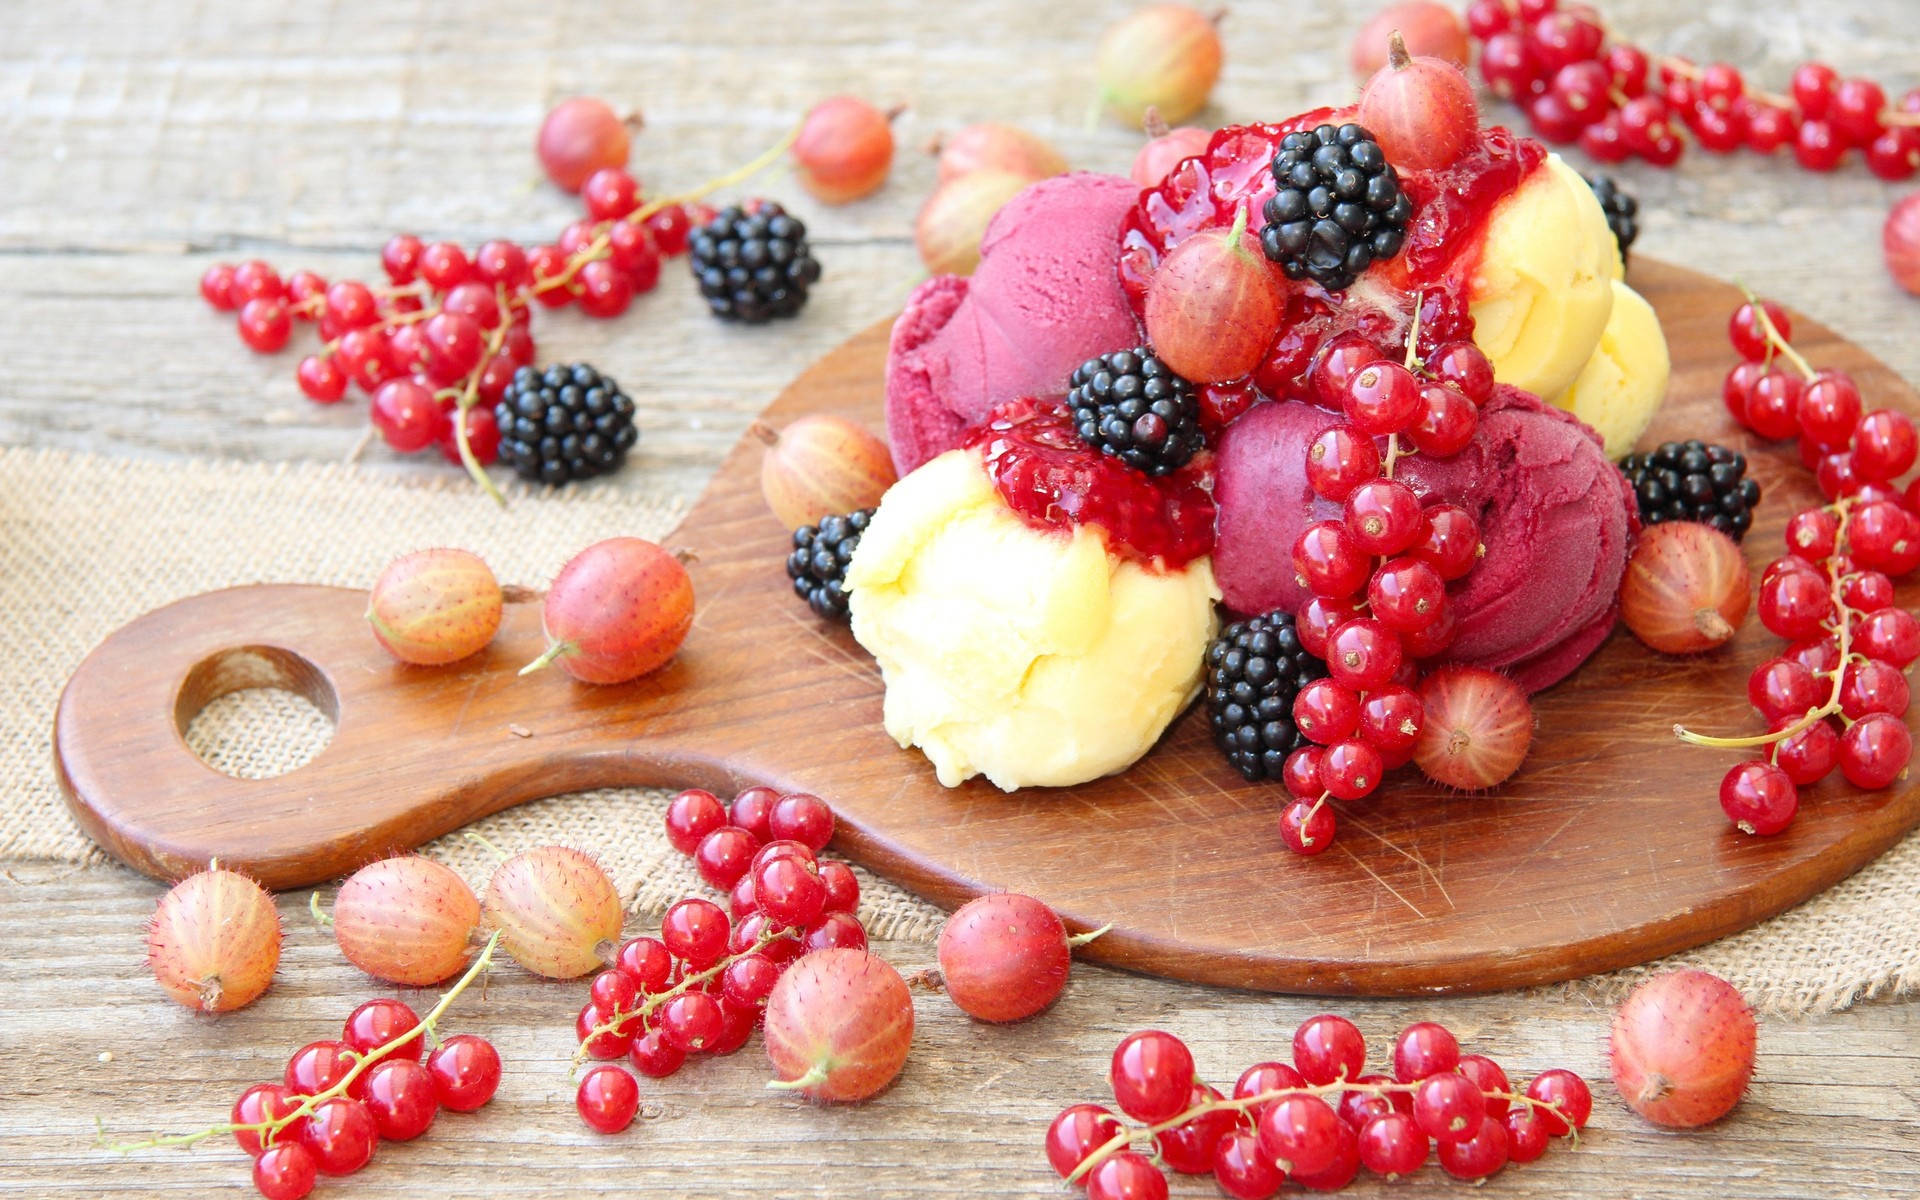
[3,1,1918,1196]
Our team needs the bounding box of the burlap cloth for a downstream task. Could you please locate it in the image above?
[4,445,1915,1013]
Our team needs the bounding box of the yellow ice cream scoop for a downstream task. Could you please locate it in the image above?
[1554,279,1670,458]
[1468,154,1620,402]
[846,447,1220,791]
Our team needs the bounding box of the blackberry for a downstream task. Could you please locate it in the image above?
[1065,347,1203,476]
[493,363,638,485]
[1205,610,1327,783]
[1584,174,1639,264]
[1620,440,1762,541]
[687,200,822,323]
[787,508,872,622]
[1259,123,1413,293]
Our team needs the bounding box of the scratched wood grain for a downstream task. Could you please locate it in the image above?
[3,0,1920,1194]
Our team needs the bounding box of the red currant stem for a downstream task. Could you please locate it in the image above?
[1887,112,1920,128]
[1402,295,1426,372]
[569,927,799,1070]
[1737,282,1815,380]
[101,932,503,1154]
[1382,432,1412,479]
[1676,502,1857,749]
[1064,923,1114,949]
[306,890,334,929]
[1065,1078,1577,1183]
[451,320,510,507]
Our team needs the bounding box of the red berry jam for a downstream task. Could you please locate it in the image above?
[1120,117,1547,404]
[964,397,1216,571]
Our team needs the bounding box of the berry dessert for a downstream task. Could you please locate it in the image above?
[844,401,1220,790]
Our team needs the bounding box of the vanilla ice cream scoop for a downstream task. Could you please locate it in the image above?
[846,434,1219,792]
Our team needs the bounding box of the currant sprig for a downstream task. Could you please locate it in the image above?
[101,931,502,1154]
[569,925,797,1071]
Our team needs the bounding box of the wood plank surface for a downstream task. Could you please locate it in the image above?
[4,0,1920,1195]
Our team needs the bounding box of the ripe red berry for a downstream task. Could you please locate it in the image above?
[294,1096,376,1176]
[232,1083,302,1157]
[1343,362,1424,435]
[1294,679,1362,745]
[1305,426,1382,502]
[694,825,761,889]
[1109,1030,1196,1124]
[1392,1021,1461,1082]
[1279,796,1338,854]
[1728,299,1791,361]
[342,998,422,1060]
[1525,1068,1592,1135]
[360,1059,439,1141]
[1293,1014,1367,1085]
[661,897,733,969]
[1719,760,1799,835]
[582,167,641,220]
[1840,712,1912,788]
[253,1142,318,1200]
[1772,719,1839,786]
[1412,1071,1485,1143]
[1294,521,1371,598]
[576,1065,640,1133]
[425,1035,500,1112]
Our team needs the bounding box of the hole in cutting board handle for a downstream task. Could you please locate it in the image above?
[175,646,339,780]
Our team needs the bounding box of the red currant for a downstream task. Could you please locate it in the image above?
[232,1083,301,1157]
[576,1064,640,1134]
[646,205,694,256]
[1841,713,1912,788]
[382,234,424,283]
[285,1041,358,1097]
[1413,505,1481,581]
[1842,659,1910,719]
[418,242,470,290]
[1853,409,1918,480]
[200,263,238,310]
[425,1035,500,1112]
[1857,607,1920,667]
[1748,658,1820,722]
[1343,362,1423,435]
[1282,746,1324,798]
[1257,1095,1343,1176]
[819,860,860,914]
[1305,426,1382,501]
[296,355,347,404]
[1292,1014,1366,1085]
[658,990,725,1053]
[753,856,828,928]
[1109,1030,1196,1123]
[294,1096,376,1176]
[1799,372,1862,449]
[237,298,291,353]
[1719,760,1799,835]
[729,785,780,841]
[1344,479,1424,556]
[1832,77,1888,146]
[360,1058,438,1141]
[1504,1107,1551,1163]
[1772,718,1839,786]
[1791,62,1838,119]
[1744,102,1795,154]
[1412,1071,1484,1143]
[664,788,725,853]
[576,1001,633,1059]
[661,898,732,969]
[342,998,421,1061]
[1728,299,1791,361]
[1311,333,1387,408]
[1326,618,1403,691]
[1046,1103,1125,1181]
[253,1142,318,1200]
[1758,568,1834,640]
[1213,1127,1285,1199]
[1436,1114,1509,1180]
[1392,1022,1461,1082]
[1456,1055,1511,1117]
[1527,11,1602,74]
[615,936,673,992]
[1322,736,1385,801]
[1784,508,1840,561]
[1280,797,1337,855]
[1479,32,1543,101]
[1156,1083,1241,1175]
[1357,1111,1428,1177]
[693,825,761,889]
[804,910,869,952]
[1409,384,1478,457]
[1086,1152,1170,1200]
[1293,521,1371,598]
[1795,119,1847,171]
[1294,679,1361,745]
[629,1029,687,1079]
[1525,1068,1591,1134]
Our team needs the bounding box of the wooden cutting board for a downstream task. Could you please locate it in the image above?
[55,258,1920,995]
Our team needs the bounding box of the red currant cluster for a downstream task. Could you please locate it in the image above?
[1674,295,1920,834]
[1467,0,1920,177]
[1280,332,1494,853]
[112,940,503,1200]
[1047,1018,1590,1198]
[1722,300,1920,507]
[196,128,791,498]
[568,787,864,1134]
